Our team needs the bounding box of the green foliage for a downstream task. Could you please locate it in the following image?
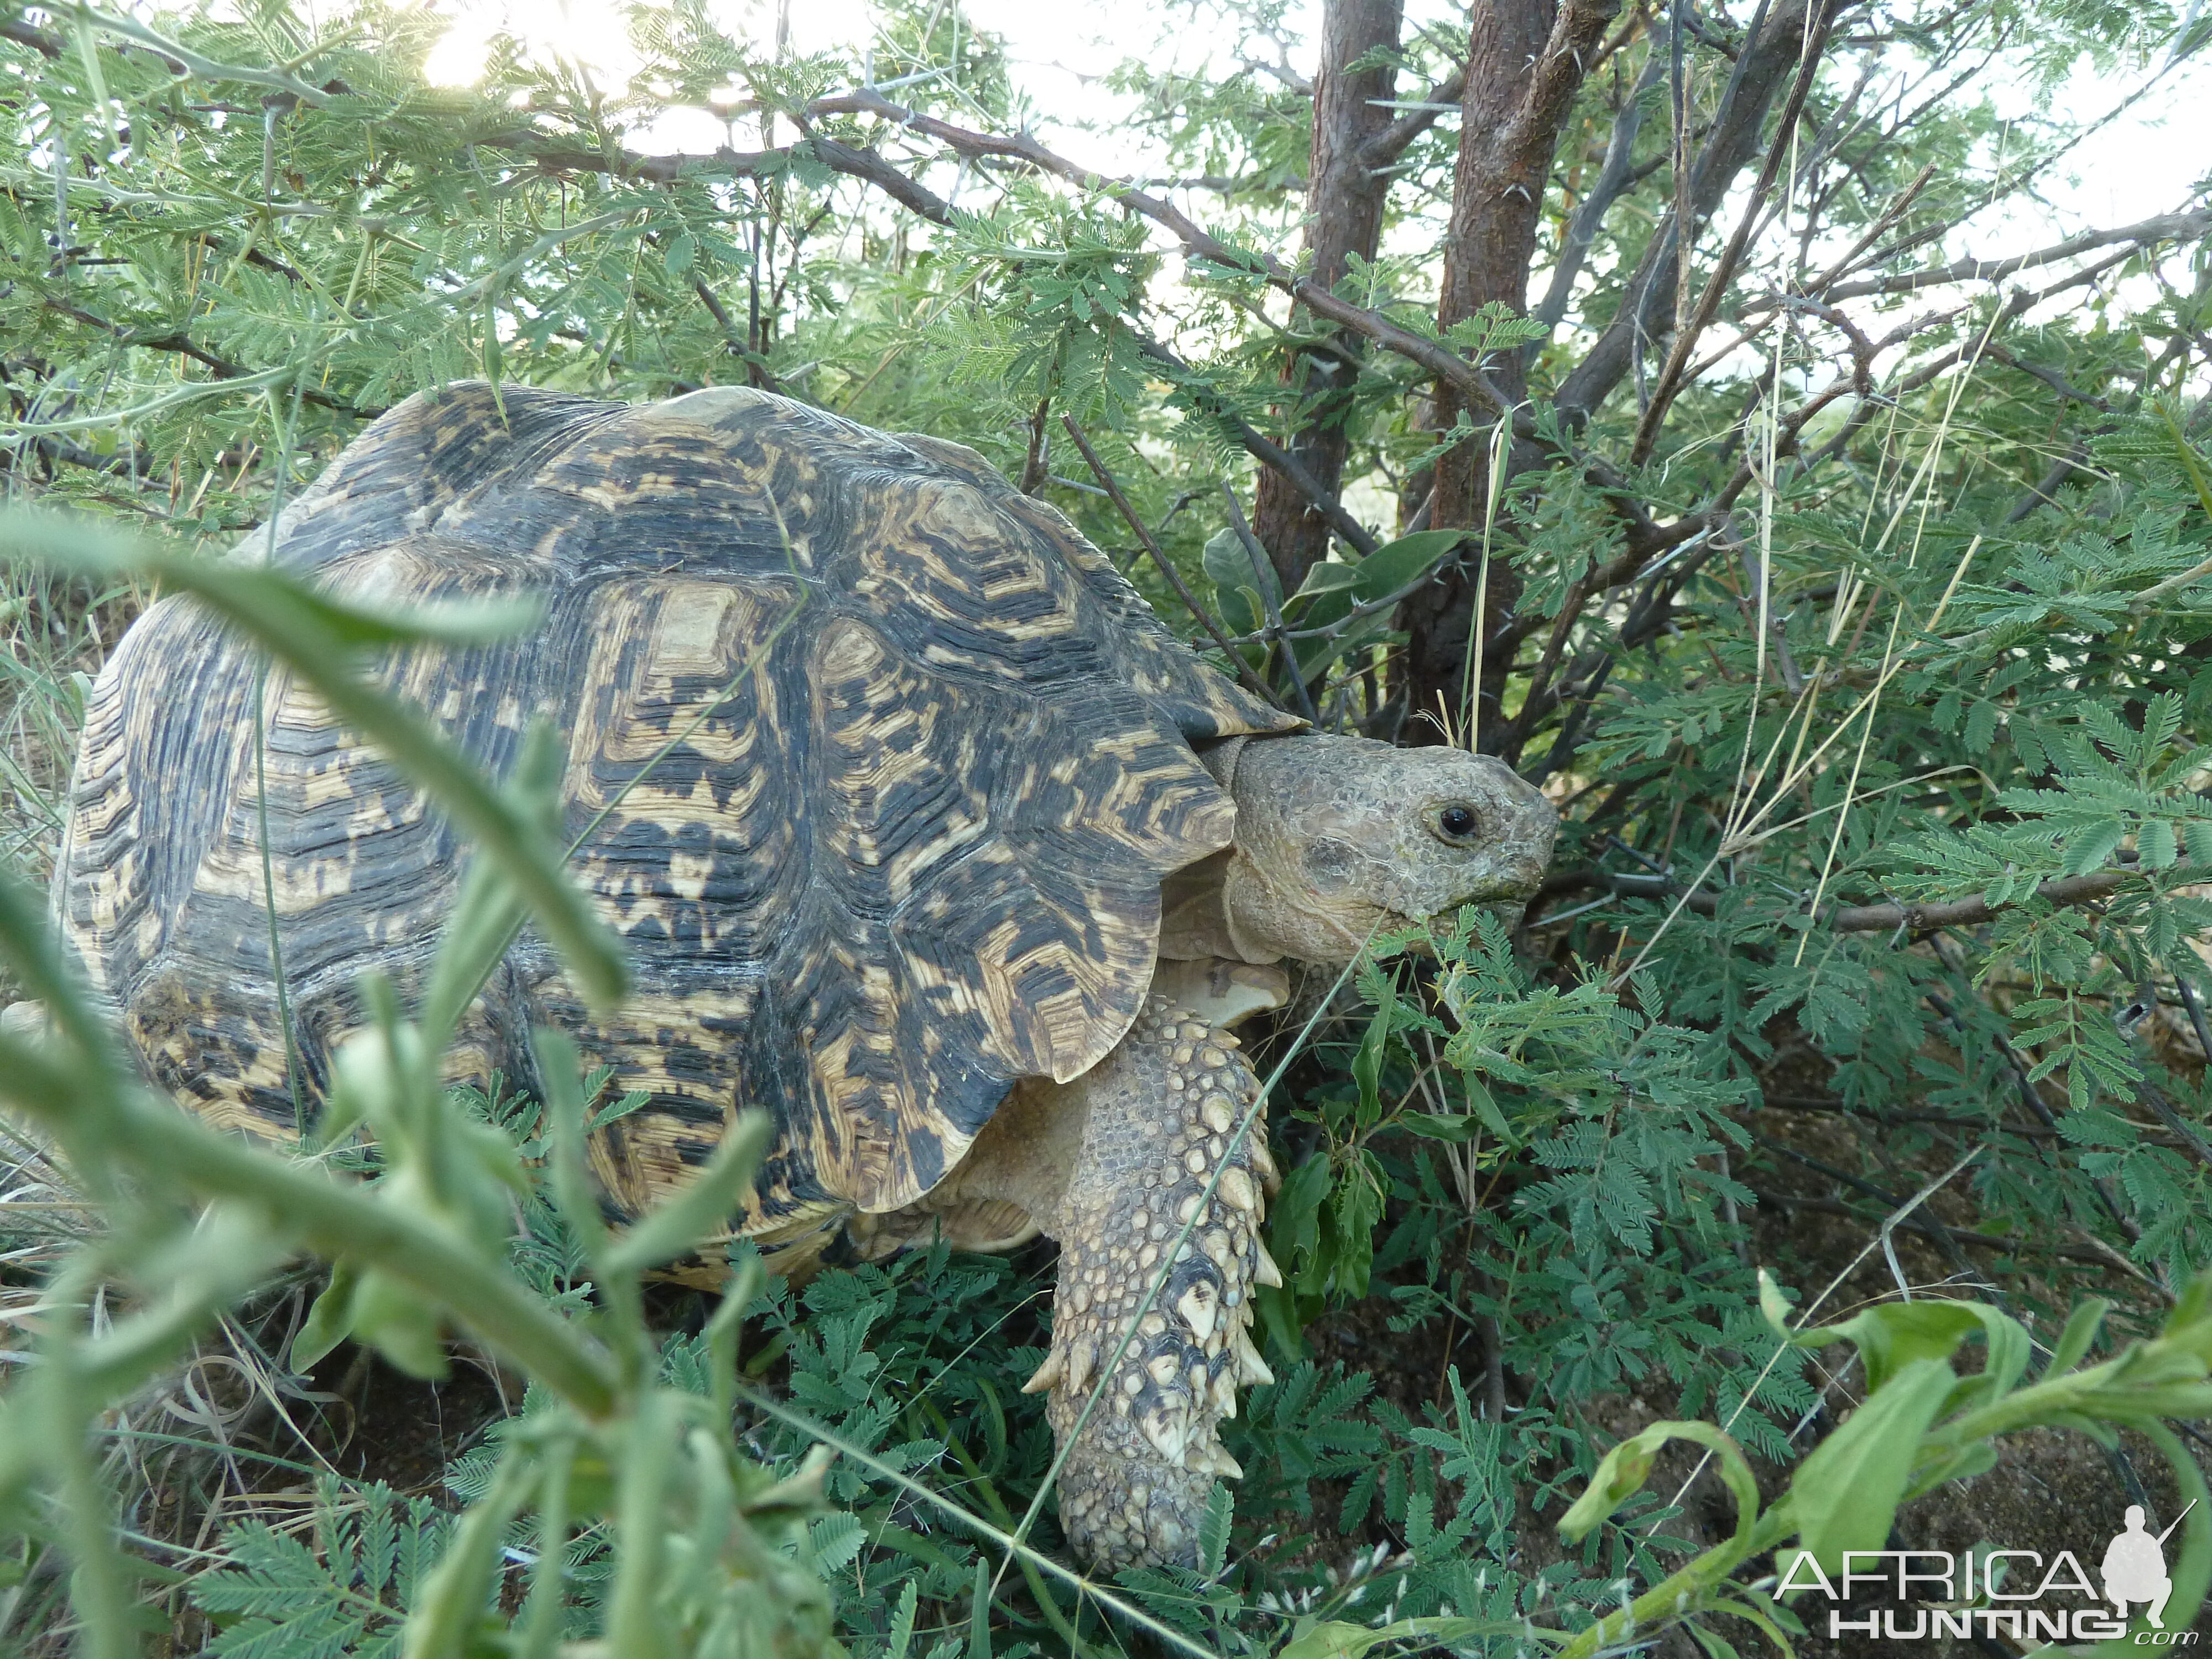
[7,0,2212,1653]
[1204,527,1467,693]
[929,191,1159,427]
[1543,1277,2212,1655]
[190,1480,450,1658]
[0,515,838,1658]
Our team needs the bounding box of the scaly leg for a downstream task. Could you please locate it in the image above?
[1020,995,1282,1570]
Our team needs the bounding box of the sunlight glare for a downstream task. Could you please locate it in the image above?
[415,0,2207,246]
[423,0,874,92]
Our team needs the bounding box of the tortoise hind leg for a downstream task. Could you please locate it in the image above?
[1025,995,1282,1571]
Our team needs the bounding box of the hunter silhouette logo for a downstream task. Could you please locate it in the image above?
[1777,1502,2201,1644]
[2104,1503,2191,1630]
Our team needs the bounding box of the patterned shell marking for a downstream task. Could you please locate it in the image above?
[54,383,1297,1238]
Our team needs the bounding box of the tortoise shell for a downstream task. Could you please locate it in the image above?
[55,384,1299,1241]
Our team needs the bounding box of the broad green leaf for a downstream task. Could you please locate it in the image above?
[601,1109,775,1279]
[1202,525,1276,635]
[1759,1268,1798,1338]
[1399,1112,1479,1142]
[1788,1357,1957,1573]
[2046,1297,2110,1376]
[1290,530,1464,640]
[1960,1303,2033,1402]
[1788,1300,1981,1391]
[1555,1430,1661,1541]
[291,1262,361,1372]
[1560,1421,1759,1543]
[1324,1147,1385,1300]
[1267,1153,1334,1292]
[1350,529,1462,602]
[1351,974,1396,1131]
[1289,560,1360,601]
[1462,1075,1519,1146]
[1277,1616,1537,1659]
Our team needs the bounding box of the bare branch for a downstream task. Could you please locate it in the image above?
[1982,344,2111,411]
[1131,335,1380,559]
[1818,207,2212,302]
[519,133,961,227]
[1555,0,1824,423]
[43,300,373,416]
[2,18,62,58]
[1547,866,2136,931]
[531,89,1391,550]
[1827,873,2134,932]
[1254,0,1405,588]
[1630,0,1846,461]
[1532,44,1667,335]
[804,86,1526,418]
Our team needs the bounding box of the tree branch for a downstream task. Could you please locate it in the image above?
[1135,337,1381,559]
[1554,0,1822,423]
[1817,207,2212,302]
[43,300,374,416]
[1629,0,1845,462]
[1253,0,1406,589]
[2,17,62,58]
[1533,43,1668,335]
[520,98,1394,556]
[1543,865,2136,931]
[802,86,1527,418]
[1060,414,1291,713]
[505,85,1691,583]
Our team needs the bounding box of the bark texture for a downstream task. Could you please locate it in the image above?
[1401,0,1619,744]
[1251,0,1404,596]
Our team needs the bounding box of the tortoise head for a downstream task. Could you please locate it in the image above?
[1216,734,1557,964]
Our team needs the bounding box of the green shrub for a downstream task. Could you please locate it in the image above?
[7,0,2212,1651]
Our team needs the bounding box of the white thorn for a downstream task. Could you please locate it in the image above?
[1237,1332,1276,1387]
[1207,1447,1245,1479]
[1253,1244,1284,1289]
[1021,1350,1065,1394]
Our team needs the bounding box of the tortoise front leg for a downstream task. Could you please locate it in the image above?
[1022,995,1283,1571]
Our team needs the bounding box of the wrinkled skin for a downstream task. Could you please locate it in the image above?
[1219,736,1556,961]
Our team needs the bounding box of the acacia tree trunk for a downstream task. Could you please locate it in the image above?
[1397,0,1618,747]
[1398,0,1826,746]
[1250,0,1402,596]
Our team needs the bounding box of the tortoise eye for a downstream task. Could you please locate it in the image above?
[1433,803,1482,843]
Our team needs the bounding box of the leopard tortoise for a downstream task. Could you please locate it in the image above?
[51,383,1557,1569]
